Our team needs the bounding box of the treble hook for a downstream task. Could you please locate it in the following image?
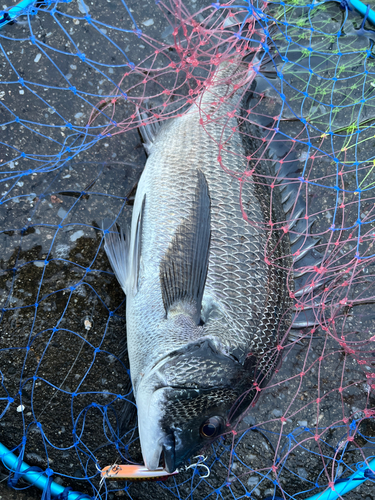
[185,455,210,478]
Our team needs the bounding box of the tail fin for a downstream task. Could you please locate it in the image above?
[267,140,326,330]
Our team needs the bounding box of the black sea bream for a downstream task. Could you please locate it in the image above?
[105,59,318,472]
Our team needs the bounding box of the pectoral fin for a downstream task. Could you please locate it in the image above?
[160,169,211,324]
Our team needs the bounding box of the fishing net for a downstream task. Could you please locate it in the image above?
[0,0,374,498]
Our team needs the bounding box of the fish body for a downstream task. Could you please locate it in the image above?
[105,60,293,472]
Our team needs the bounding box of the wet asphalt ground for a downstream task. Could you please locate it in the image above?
[0,0,375,499]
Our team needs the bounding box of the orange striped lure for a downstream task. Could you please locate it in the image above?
[101,464,179,482]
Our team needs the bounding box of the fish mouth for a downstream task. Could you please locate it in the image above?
[161,433,176,473]
[141,430,176,473]
[137,385,177,472]
[136,338,235,473]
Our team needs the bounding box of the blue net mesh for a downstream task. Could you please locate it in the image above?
[0,0,375,499]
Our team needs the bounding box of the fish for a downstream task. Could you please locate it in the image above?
[104,56,321,473]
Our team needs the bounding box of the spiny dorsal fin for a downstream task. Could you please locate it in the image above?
[137,101,170,155]
[160,169,211,324]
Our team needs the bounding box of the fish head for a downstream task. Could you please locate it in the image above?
[136,339,254,472]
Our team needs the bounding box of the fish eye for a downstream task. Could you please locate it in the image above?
[200,416,223,439]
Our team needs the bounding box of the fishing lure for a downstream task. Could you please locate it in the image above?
[101,456,210,482]
[101,464,178,482]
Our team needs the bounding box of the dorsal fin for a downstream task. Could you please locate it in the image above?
[160,169,211,324]
[137,102,170,155]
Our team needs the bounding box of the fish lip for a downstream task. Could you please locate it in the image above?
[136,386,172,471]
[136,386,182,472]
[143,443,163,471]
[162,433,176,473]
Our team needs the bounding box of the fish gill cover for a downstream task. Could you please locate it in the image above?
[0,0,374,498]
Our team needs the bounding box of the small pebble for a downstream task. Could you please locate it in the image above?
[26,452,44,463]
[70,230,84,242]
[34,53,41,63]
[247,476,259,487]
[297,468,308,480]
[272,409,283,418]
[264,489,274,497]
[299,151,308,162]
[142,18,154,26]
[78,0,89,14]
[57,207,67,219]
[161,25,173,38]
[17,405,25,412]
[243,414,256,426]
[84,318,92,330]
